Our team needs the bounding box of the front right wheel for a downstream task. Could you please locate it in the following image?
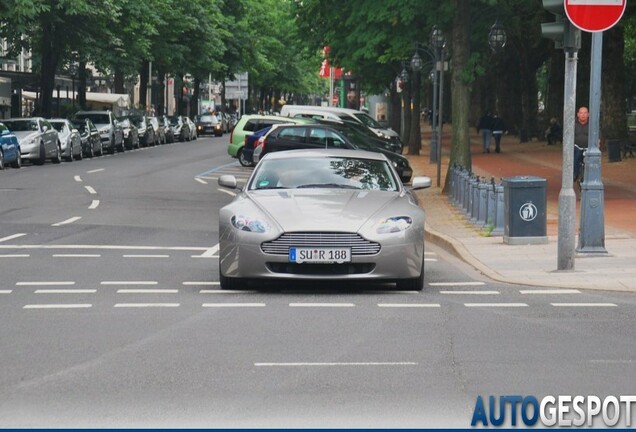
[396,258,424,291]
[238,149,252,167]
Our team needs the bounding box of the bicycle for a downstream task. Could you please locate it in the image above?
[574,145,586,193]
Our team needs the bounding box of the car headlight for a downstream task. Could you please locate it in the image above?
[231,215,271,233]
[376,216,412,234]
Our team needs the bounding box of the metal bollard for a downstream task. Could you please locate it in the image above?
[486,177,496,230]
[450,163,458,204]
[459,168,468,210]
[463,172,473,214]
[477,180,489,227]
[492,180,505,236]
[470,176,481,223]
[466,174,477,216]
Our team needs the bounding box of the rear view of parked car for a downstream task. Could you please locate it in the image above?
[50,119,83,161]
[3,117,61,165]
[168,116,190,142]
[0,122,22,169]
[119,116,140,149]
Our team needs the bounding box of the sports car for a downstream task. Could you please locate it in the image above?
[218,149,431,290]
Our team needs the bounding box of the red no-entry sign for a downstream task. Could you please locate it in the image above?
[565,0,627,32]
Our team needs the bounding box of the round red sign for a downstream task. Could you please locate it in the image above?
[565,0,626,32]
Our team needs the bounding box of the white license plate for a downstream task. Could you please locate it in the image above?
[289,247,351,264]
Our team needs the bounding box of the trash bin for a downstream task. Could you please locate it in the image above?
[606,139,622,162]
[502,176,548,245]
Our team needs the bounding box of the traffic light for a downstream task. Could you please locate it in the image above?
[541,0,581,50]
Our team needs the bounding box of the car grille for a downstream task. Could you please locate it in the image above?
[261,232,381,256]
[266,262,375,275]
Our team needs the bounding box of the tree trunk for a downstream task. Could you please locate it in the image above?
[446,0,472,190]
[38,18,58,118]
[78,60,87,110]
[139,60,149,110]
[191,77,201,117]
[601,25,627,141]
[157,70,166,116]
[408,70,421,155]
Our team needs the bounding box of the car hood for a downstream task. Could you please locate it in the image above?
[13,131,39,142]
[248,189,399,232]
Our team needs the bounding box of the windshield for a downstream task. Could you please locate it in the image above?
[3,120,39,132]
[168,116,180,125]
[50,122,67,133]
[70,121,87,133]
[75,113,110,125]
[249,156,398,191]
[353,112,382,129]
[199,115,218,123]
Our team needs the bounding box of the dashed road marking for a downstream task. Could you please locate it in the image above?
[101,281,158,285]
[114,303,180,308]
[0,290,12,294]
[551,303,617,307]
[378,303,441,308]
[35,289,97,294]
[52,254,101,258]
[465,303,528,308]
[23,304,92,309]
[88,200,100,210]
[17,281,75,286]
[0,254,29,258]
[254,362,418,367]
[122,254,170,258]
[116,289,178,294]
[0,233,27,243]
[84,186,97,194]
[52,217,82,227]
[429,282,486,286]
[86,168,104,174]
[218,188,237,197]
[74,175,82,182]
[183,281,220,286]
[424,258,438,262]
[200,290,257,294]
[202,303,266,308]
[289,303,355,308]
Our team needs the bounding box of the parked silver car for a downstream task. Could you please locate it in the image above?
[3,117,61,165]
[50,119,83,161]
[218,148,432,290]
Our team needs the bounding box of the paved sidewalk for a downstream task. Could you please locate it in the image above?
[407,126,636,292]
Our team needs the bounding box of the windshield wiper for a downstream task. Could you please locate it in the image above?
[296,183,361,189]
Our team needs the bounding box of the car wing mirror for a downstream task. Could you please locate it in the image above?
[218,175,239,190]
[410,176,432,190]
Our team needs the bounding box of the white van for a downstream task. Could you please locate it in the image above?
[280,105,402,147]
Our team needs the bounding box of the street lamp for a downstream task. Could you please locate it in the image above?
[410,26,446,186]
[396,62,410,140]
[488,18,507,53]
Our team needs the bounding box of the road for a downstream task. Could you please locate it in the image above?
[0,136,635,427]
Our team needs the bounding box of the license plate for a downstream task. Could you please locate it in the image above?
[289,247,351,264]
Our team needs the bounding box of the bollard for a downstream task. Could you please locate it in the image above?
[477,180,489,227]
[459,168,468,210]
[492,180,505,236]
[486,177,496,230]
[466,174,477,216]
[470,176,481,223]
[450,163,458,204]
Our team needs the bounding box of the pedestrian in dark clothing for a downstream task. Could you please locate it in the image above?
[546,117,562,145]
[573,106,589,181]
[491,114,507,153]
[477,113,494,153]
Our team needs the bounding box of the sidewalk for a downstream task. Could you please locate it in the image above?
[407,125,636,292]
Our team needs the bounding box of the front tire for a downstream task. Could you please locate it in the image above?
[34,143,46,165]
[0,149,4,170]
[52,142,62,164]
[396,258,424,291]
[12,152,21,168]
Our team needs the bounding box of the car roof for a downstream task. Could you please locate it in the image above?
[260,148,388,162]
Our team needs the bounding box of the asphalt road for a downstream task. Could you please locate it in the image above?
[0,136,635,427]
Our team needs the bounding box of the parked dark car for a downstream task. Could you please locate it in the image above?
[168,115,190,142]
[195,114,224,136]
[240,126,272,167]
[253,124,413,182]
[0,122,22,169]
[70,118,102,157]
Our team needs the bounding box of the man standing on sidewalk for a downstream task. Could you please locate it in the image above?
[574,106,589,181]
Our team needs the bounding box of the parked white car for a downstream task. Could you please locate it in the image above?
[2,117,61,165]
[50,119,83,161]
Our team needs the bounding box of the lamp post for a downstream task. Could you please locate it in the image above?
[396,62,409,141]
[410,26,446,184]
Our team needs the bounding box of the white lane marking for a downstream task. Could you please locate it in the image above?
[378,303,441,308]
[52,254,101,258]
[440,290,500,295]
[254,362,418,367]
[191,255,219,259]
[192,244,219,259]
[465,303,528,307]
[183,281,220,286]
[35,289,97,294]
[88,200,100,210]
[520,289,581,294]
[101,281,158,285]
[202,303,266,307]
[117,289,178,294]
[17,281,75,286]
[424,258,438,262]
[0,254,30,258]
[114,303,180,308]
[86,168,104,174]
[84,186,97,195]
[429,282,486,286]
[218,188,237,197]
[0,290,12,294]
[200,290,256,294]
[424,252,437,256]
[195,178,208,185]
[52,216,82,227]
[74,175,82,182]
[551,303,617,307]
[0,244,208,251]
[23,304,92,309]
[590,360,633,364]
[0,233,27,243]
[289,303,355,308]
[122,254,170,258]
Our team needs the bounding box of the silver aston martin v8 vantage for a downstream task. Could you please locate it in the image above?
[218,149,432,290]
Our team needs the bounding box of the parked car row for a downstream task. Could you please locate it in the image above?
[0,111,200,170]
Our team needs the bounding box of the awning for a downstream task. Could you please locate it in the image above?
[22,90,130,108]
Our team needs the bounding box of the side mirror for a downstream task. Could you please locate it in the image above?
[42,125,48,132]
[410,176,432,190]
[218,175,238,189]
